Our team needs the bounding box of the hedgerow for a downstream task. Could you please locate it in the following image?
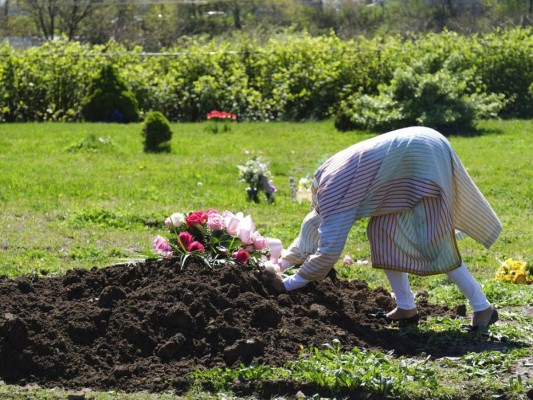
[335,57,507,132]
[0,28,531,124]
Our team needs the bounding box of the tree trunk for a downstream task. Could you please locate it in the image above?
[232,2,242,29]
[446,0,455,17]
[59,0,101,41]
[22,0,58,40]
[1,0,8,31]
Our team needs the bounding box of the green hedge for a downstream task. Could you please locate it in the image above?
[0,29,531,123]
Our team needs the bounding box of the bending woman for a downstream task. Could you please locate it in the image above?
[271,127,501,330]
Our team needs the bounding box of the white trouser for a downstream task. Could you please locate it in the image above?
[384,262,490,312]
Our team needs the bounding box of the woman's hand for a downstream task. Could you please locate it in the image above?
[261,266,286,293]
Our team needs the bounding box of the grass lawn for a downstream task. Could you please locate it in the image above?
[0,119,531,399]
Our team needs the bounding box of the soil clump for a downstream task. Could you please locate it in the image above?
[0,259,461,396]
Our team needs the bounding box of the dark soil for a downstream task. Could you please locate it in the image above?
[0,259,474,397]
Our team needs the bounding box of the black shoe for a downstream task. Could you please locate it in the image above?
[462,307,499,332]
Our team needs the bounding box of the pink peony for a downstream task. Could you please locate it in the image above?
[232,249,250,264]
[252,232,268,251]
[237,215,256,245]
[206,210,225,231]
[153,235,173,258]
[223,210,243,235]
[178,231,193,251]
[188,241,205,252]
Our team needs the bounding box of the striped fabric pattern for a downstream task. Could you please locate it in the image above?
[283,127,502,280]
[283,210,321,265]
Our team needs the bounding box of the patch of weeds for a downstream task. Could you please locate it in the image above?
[336,266,383,288]
[190,336,532,399]
[506,374,529,396]
[191,362,290,393]
[425,277,533,309]
[439,349,532,397]
[65,208,160,230]
[424,313,532,343]
[287,340,441,399]
[482,280,533,306]
[459,351,514,376]
[68,244,127,263]
[488,311,533,345]
[68,244,107,262]
[0,250,66,277]
[0,260,23,276]
[17,248,55,263]
[425,276,466,305]
[0,385,209,400]
[419,315,468,338]
[66,132,117,153]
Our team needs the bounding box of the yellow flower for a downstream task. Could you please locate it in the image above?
[513,272,528,284]
[495,258,530,284]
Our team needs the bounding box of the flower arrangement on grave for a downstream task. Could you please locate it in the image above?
[237,156,277,203]
[152,209,279,269]
[295,174,313,203]
[494,258,531,284]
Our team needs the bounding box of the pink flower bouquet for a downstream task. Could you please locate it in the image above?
[153,209,274,269]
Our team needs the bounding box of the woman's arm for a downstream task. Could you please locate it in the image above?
[283,209,357,291]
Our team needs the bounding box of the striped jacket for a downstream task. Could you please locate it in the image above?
[283,127,502,280]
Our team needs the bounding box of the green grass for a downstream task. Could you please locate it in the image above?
[0,119,532,399]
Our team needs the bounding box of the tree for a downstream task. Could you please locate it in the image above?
[17,0,105,41]
[58,0,103,41]
[18,0,59,40]
[1,0,9,35]
[111,0,143,44]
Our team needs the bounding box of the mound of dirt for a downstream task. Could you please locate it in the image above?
[0,259,460,396]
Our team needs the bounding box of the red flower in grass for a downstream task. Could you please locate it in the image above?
[206,110,237,121]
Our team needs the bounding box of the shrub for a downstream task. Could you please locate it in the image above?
[141,111,172,153]
[475,28,533,118]
[81,64,139,123]
[335,65,506,133]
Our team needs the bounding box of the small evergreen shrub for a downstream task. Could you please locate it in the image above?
[142,111,172,153]
[335,66,506,133]
[81,64,139,123]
